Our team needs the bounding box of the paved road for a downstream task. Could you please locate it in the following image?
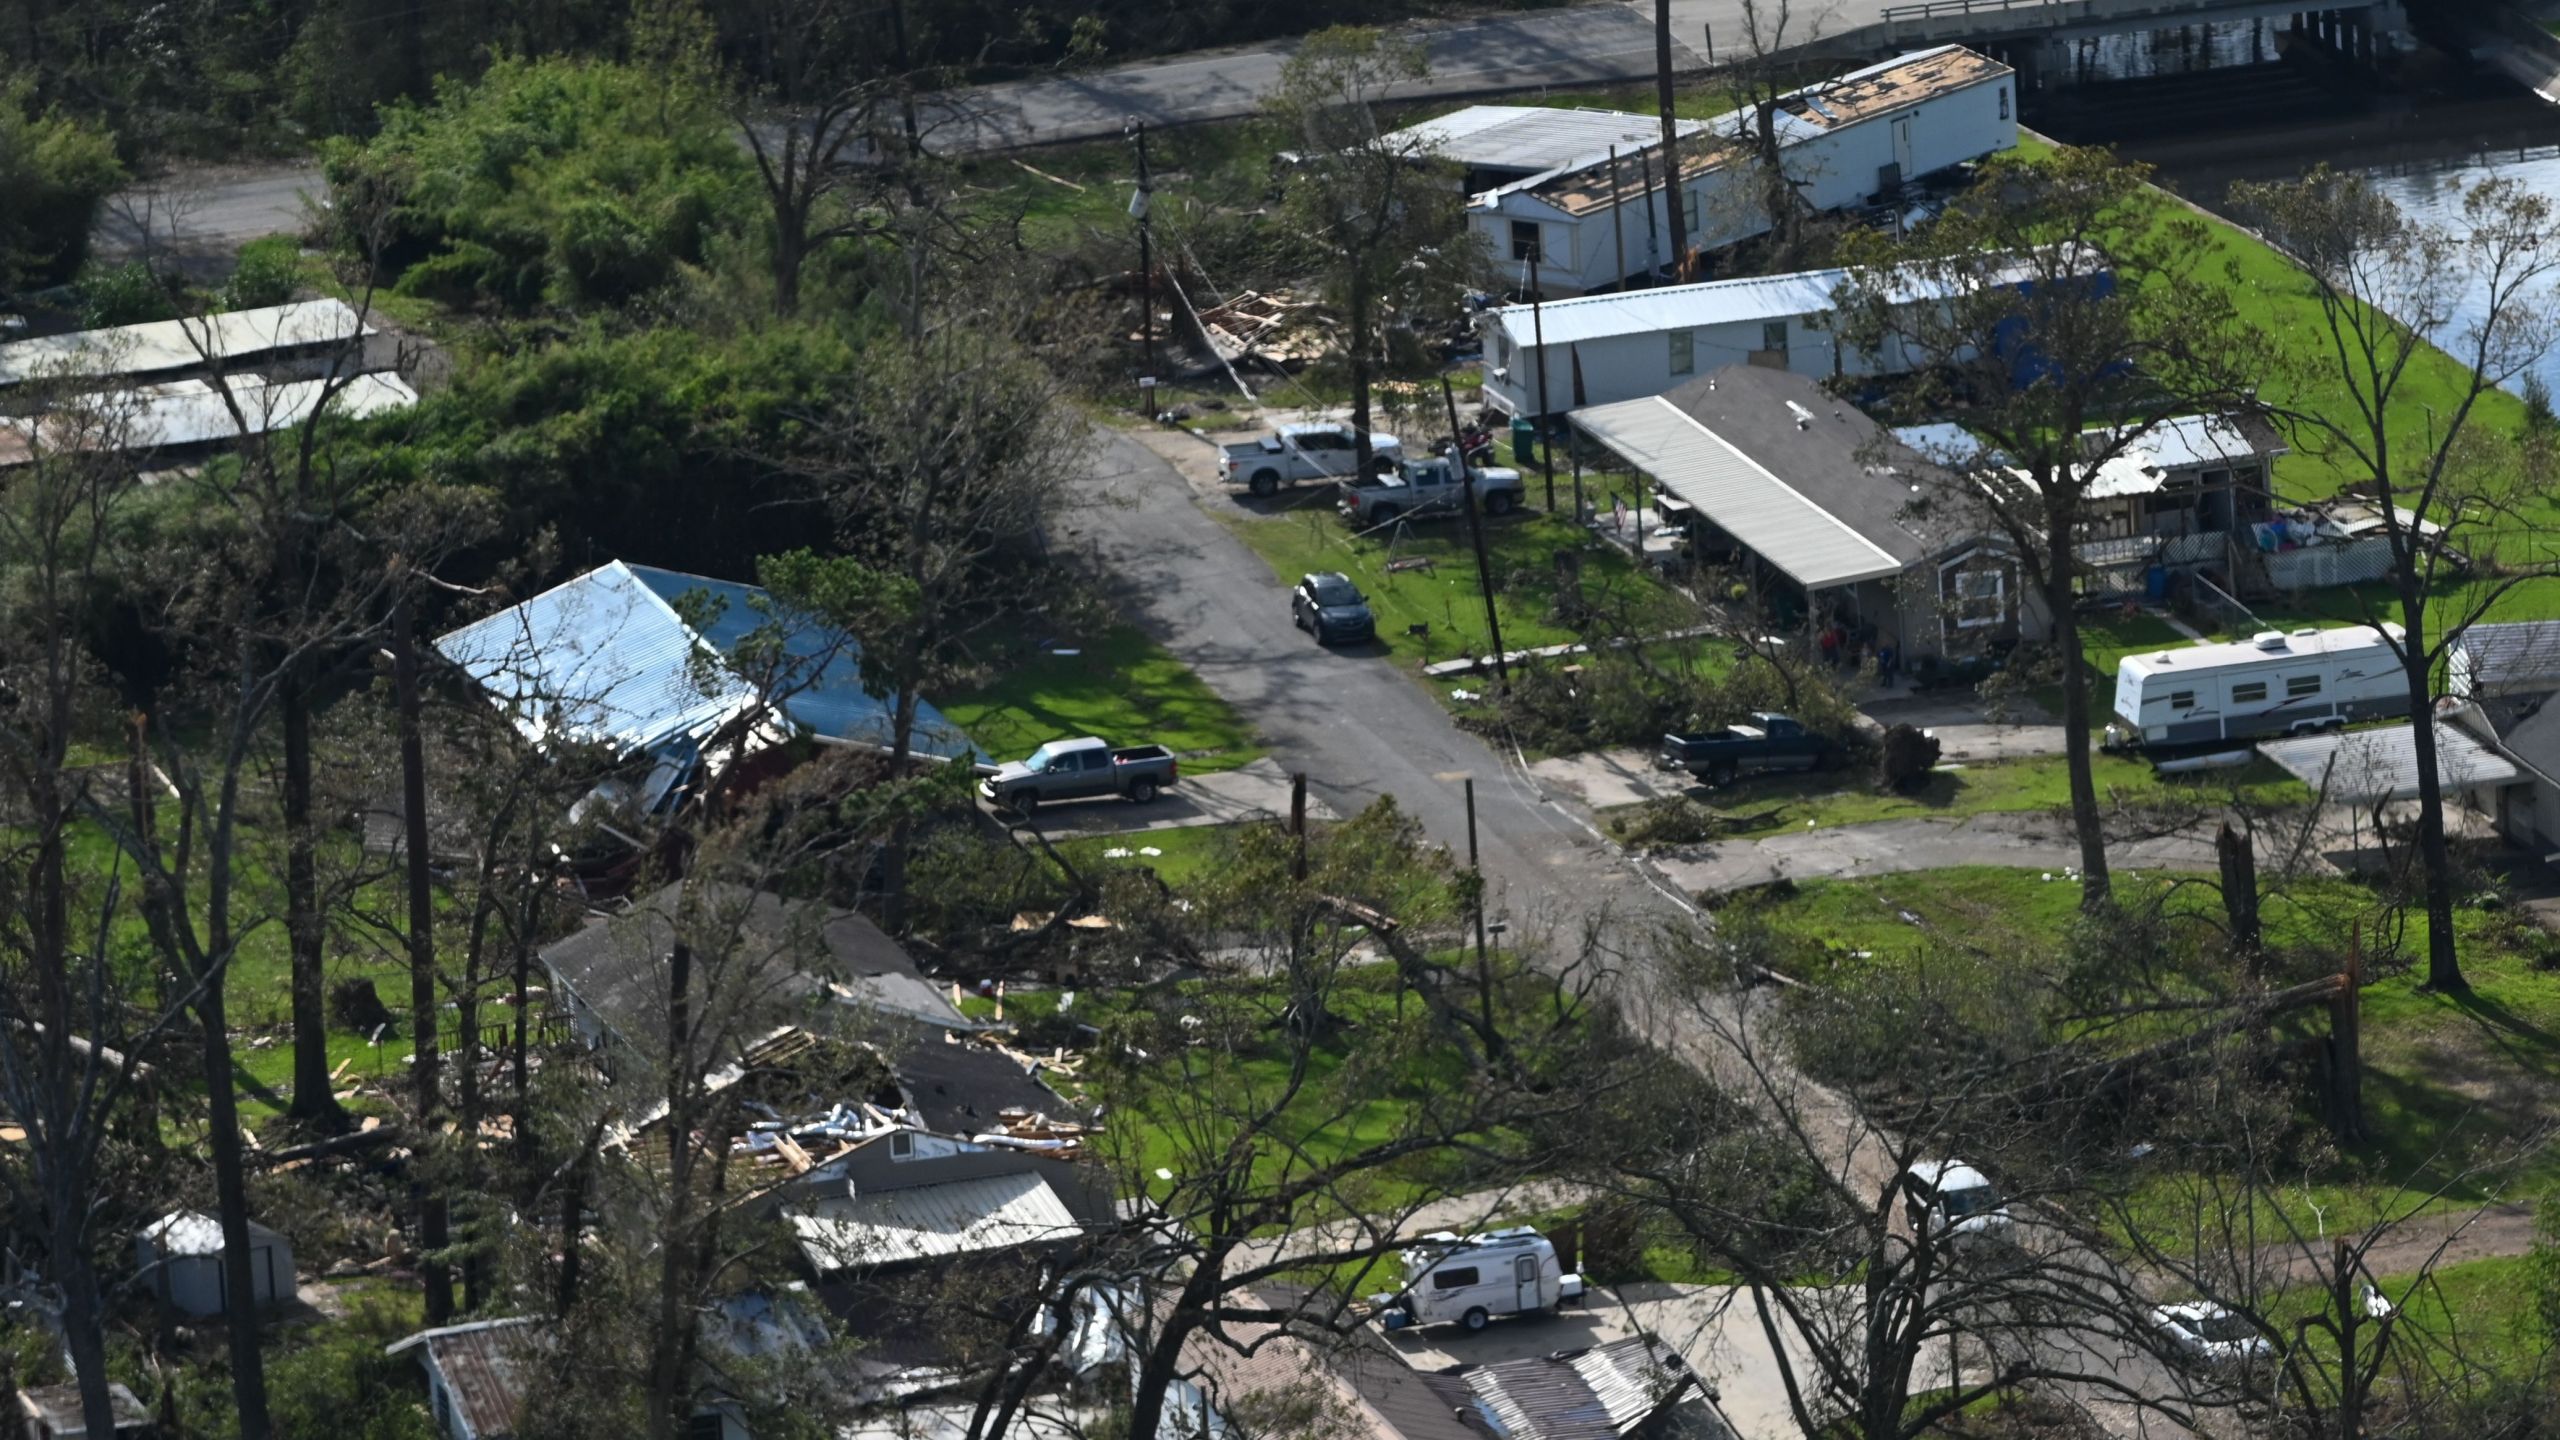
[92,166,327,274]
[1064,429,1664,945]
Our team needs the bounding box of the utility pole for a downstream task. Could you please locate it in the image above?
[1465,778,1487,967]
[1527,255,1556,514]
[1130,118,1158,392]
[1441,376,1508,685]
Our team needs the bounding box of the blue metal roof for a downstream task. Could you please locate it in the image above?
[435,561,975,766]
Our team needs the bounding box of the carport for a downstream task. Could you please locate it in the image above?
[2256,722,2519,806]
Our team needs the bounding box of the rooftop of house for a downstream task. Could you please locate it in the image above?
[1572,366,1963,591]
[1384,105,1710,177]
[538,881,970,1056]
[2083,413,2288,499]
[141,1209,285,1256]
[0,371,416,467]
[0,299,373,388]
[432,561,978,794]
[1495,46,2009,217]
[386,1317,547,1440]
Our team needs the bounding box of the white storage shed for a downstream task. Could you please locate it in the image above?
[1467,46,2016,297]
[136,1208,293,1316]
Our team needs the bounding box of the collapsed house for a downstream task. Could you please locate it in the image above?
[433,560,979,823]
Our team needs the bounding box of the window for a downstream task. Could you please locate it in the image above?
[1952,568,2004,628]
[1683,188,1703,238]
[1762,320,1789,355]
[686,1413,727,1440]
[1509,220,1542,263]
[890,1130,915,1159]
[1998,86,2010,121]
[435,1380,453,1436]
[1668,330,1695,376]
[1431,1266,1480,1290]
[2233,681,2269,704]
[2288,674,2323,700]
[2169,691,2196,711]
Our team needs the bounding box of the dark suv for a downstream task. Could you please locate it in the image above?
[1291,572,1376,645]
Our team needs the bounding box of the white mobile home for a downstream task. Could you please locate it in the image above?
[1479,263,1949,416]
[136,1209,293,1316]
[1372,1226,1582,1332]
[2111,625,2409,748]
[1469,46,2016,297]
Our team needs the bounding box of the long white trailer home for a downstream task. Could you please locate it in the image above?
[1468,46,2017,298]
[2111,624,2409,748]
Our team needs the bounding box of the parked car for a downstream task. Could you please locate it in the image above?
[1292,572,1376,645]
[1901,1159,2013,1246]
[1336,455,1523,527]
[1217,421,1401,497]
[1656,713,1843,784]
[978,737,1178,816]
[2151,1302,2271,1367]
[1369,1227,1584,1333]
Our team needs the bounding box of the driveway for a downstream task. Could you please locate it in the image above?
[1649,811,2225,896]
[998,756,1337,837]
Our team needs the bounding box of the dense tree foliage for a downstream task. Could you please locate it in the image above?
[323,57,753,312]
[0,78,119,291]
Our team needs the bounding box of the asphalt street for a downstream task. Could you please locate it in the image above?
[1062,429,1675,948]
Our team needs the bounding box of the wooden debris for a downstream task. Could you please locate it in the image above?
[774,1133,815,1175]
[1010,157,1086,192]
[1200,289,1319,366]
[330,1058,353,1082]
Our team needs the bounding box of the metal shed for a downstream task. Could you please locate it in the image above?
[135,1209,293,1317]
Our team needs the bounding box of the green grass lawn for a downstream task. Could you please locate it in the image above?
[1223,507,1705,676]
[940,625,1262,774]
[1048,822,1242,889]
[1608,752,2302,843]
[1748,865,2560,1234]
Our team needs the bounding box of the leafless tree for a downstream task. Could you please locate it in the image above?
[2224,166,2560,993]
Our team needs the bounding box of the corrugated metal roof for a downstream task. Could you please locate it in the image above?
[788,1169,1082,1271]
[1460,1337,1695,1440]
[2258,722,2517,804]
[1572,395,1905,590]
[2452,621,2560,697]
[0,300,373,387]
[387,1318,545,1440]
[2085,414,2286,499]
[0,371,416,465]
[433,562,975,764]
[1491,269,1848,349]
[1386,105,1708,176]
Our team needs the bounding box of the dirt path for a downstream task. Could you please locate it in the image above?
[1646,811,2225,896]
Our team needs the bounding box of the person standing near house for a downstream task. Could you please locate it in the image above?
[1818,624,1842,671]
[1878,637,1900,689]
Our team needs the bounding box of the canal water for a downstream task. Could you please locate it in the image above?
[2111,89,2560,397]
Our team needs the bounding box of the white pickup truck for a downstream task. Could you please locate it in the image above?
[1217,422,1402,497]
[1337,455,1524,526]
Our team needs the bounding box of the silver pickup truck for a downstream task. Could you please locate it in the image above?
[978,737,1178,816]
[1217,422,1402,497]
[1337,455,1524,526]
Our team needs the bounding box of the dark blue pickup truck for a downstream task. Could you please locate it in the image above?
[1657,713,1843,785]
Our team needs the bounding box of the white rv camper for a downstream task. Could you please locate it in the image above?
[2110,624,2408,748]
[1372,1226,1584,1332]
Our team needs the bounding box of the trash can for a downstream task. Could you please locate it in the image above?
[1510,415,1539,465]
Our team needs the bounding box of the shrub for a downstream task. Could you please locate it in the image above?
[0,82,124,293]
[223,236,304,311]
[74,261,179,328]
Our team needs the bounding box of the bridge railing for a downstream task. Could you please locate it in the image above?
[1881,0,2059,21]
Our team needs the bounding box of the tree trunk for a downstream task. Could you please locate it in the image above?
[645,939,696,1440]
[772,212,804,318]
[2401,625,2465,990]
[2044,521,2112,909]
[197,982,273,1440]
[2217,822,2262,973]
[280,682,339,1126]
[1348,270,1376,477]
[393,597,454,1321]
[1653,0,1687,273]
[1121,1258,1228,1440]
[52,1211,114,1440]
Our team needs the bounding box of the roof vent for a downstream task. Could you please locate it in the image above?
[1787,400,1816,430]
[2253,630,2287,650]
[2294,627,2320,638]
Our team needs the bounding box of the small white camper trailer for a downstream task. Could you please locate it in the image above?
[2110,624,2408,748]
[1371,1226,1583,1332]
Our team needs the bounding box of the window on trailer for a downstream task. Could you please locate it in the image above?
[1433,1266,1480,1289]
[1763,321,1789,357]
[1510,221,1542,263]
[1669,330,1695,375]
[2288,674,2322,700]
[2233,681,2268,704]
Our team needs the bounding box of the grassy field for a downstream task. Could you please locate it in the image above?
[941,625,1262,774]
[1746,865,2560,1231]
[1224,507,1705,675]
[1609,752,2303,842]
[1048,822,1243,889]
